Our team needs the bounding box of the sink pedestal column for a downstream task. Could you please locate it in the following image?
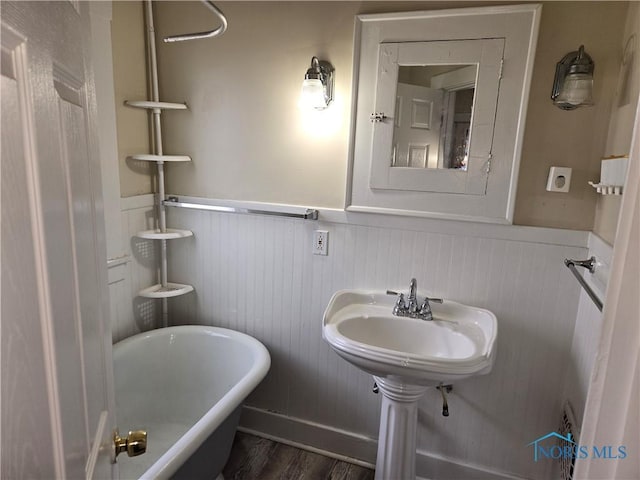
[373,377,429,480]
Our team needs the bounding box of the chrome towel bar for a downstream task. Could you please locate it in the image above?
[163,196,319,220]
[564,257,603,311]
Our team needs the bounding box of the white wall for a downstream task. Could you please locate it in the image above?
[153,1,628,232]
[594,1,640,244]
[111,1,154,197]
[148,205,585,479]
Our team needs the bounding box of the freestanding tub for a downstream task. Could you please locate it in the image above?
[113,326,270,479]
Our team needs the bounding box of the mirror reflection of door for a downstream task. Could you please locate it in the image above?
[392,65,477,171]
[393,83,443,168]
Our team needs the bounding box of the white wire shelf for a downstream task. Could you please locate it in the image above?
[137,283,194,299]
[135,228,193,240]
[128,154,191,163]
[125,100,188,110]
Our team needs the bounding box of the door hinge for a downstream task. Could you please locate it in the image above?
[370,112,387,123]
[498,58,504,80]
[486,153,493,173]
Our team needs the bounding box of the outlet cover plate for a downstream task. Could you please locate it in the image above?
[313,230,328,256]
[546,166,572,193]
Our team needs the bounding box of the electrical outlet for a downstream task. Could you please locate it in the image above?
[313,230,328,256]
[546,166,572,193]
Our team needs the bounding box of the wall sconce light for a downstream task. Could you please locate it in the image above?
[551,45,595,110]
[300,56,334,110]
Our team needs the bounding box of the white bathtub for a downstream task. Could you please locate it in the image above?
[113,326,270,479]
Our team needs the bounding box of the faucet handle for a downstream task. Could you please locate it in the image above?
[418,297,439,321]
[419,298,431,313]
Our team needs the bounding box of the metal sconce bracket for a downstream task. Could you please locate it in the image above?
[551,45,595,110]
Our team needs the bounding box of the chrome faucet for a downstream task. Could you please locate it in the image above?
[407,278,418,314]
[387,278,443,321]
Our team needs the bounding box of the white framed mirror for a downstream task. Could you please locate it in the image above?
[347,5,542,223]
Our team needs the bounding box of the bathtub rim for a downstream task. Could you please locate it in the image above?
[112,325,271,480]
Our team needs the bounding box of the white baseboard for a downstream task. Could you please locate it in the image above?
[239,406,528,480]
[239,406,377,467]
[414,448,528,480]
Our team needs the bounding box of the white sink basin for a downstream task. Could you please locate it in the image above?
[323,290,497,386]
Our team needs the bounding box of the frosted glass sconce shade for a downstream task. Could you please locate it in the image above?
[300,78,327,109]
[551,45,594,110]
[555,73,593,107]
[300,56,334,110]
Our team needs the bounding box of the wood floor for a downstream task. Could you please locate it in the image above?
[222,432,375,480]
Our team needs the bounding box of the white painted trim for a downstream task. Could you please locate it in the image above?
[106,255,131,269]
[346,204,513,225]
[356,3,545,22]
[575,88,640,480]
[240,406,377,465]
[506,5,541,224]
[89,1,122,262]
[120,193,155,211]
[85,410,108,480]
[14,34,67,477]
[168,194,589,247]
[586,233,614,300]
[414,448,529,480]
[237,426,376,470]
[240,406,528,480]
[106,261,127,285]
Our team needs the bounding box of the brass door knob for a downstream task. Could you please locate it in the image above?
[114,429,147,458]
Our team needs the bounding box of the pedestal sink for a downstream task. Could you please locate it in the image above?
[322,290,497,480]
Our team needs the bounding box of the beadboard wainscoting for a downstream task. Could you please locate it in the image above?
[108,194,160,343]
[562,234,613,426]
[152,202,589,480]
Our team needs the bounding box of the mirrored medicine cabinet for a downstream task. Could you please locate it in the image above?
[347,5,542,224]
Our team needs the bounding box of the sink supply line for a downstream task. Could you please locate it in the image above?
[436,384,453,417]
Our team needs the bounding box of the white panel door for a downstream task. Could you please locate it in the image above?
[1,2,116,479]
